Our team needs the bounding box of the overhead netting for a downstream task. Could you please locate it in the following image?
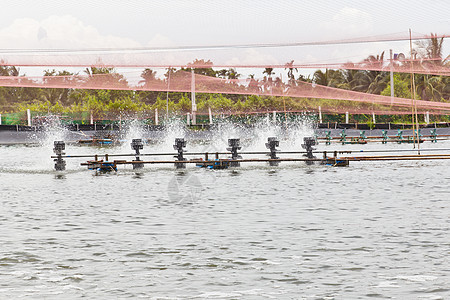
[0,32,449,74]
[0,32,448,113]
[0,69,449,112]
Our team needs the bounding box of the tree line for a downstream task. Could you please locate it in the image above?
[0,34,448,117]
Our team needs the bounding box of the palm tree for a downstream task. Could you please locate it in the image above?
[263,67,274,78]
[357,52,388,94]
[297,74,312,83]
[339,64,360,90]
[412,33,448,101]
[216,69,228,79]
[413,33,445,70]
[42,69,74,105]
[313,69,329,86]
[0,65,20,76]
[247,74,260,93]
[352,70,388,94]
[415,74,445,101]
[82,66,130,104]
[186,59,216,77]
[427,33,444,61]
[313,69,344,87]
[364,51,385,69]
[284,60,298,86]
[226,68,240,80]
[139,68,157,87]
[84,66,115,76]
[262,68,275,94]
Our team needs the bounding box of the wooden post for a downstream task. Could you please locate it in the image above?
[319,106,322,123]
[155,108,159,125]
[345,112,349,124]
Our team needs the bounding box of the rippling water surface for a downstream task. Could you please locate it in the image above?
[0,123,449,299]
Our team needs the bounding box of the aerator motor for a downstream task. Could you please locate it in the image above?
[265,137,280,166]
[53,141,66,171]
[131,139,144,169]
[173,138,187,169]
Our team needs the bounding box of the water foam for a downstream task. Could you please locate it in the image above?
[0,115,315,173]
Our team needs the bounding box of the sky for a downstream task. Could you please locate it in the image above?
[0,0,449,78]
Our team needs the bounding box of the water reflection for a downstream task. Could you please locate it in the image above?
[167,170,203,206]
[54,173,66,180]
[133,172,144,179]
[305,169,315,175]
[174,170,188,177]
[229,169,240,176]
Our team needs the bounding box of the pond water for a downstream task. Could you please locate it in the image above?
[0,122,449,299]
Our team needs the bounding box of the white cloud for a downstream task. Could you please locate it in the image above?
[320,7,374,38]
[225,49,278,66]
[0,15,141,50]
[146,33,175,48]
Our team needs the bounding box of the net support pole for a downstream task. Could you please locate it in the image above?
[166,67,170,119]
[191,69,197,125]
[390,49,394,106]
[409,29,419,153]
[319,106,322,123]
[208,107,213,124]
[27,109,31,126]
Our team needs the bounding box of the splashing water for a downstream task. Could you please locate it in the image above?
[0,114,315,173]
[117,119,150,152]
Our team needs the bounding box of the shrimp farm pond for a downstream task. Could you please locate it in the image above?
[0,120,449,299]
